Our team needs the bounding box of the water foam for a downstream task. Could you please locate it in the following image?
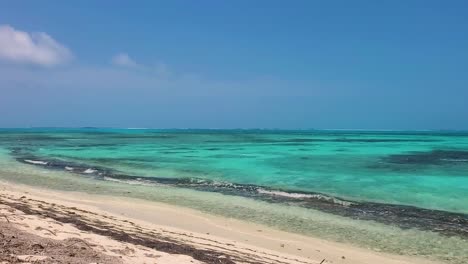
[24,159,48,165]
[103,176,159,187]
[257,188,353,206]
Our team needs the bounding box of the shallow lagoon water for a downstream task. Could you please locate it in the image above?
[0,129,467,263]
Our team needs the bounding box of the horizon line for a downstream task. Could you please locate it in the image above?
[0,127,467,132]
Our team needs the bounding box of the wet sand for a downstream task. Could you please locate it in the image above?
[0,181,438,264]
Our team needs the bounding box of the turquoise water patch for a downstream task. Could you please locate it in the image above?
[1,129,468,263]
[2,129,467,212]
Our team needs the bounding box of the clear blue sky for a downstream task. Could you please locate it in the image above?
[1,0,467,129]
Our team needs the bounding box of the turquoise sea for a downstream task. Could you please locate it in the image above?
[0,128,467,263]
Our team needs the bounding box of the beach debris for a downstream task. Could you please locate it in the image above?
[35,226,57,236]
[319,259,326,264]
[16,255,49,262]
[30,243,45,250]
[66,239,94,249]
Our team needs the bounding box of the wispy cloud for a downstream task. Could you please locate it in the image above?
[111,52,171,78]
[111,53,138,68]
[0,25,72,66]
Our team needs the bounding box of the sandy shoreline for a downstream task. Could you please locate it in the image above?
[0,181,438,264]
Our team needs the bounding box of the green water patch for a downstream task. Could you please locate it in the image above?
[0,161,467,264]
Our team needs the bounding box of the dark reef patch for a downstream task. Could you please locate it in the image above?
[279,138,441,144]
[382,150,468,165]
[204,138,441,145]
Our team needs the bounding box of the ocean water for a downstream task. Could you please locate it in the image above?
[0,128,467,263]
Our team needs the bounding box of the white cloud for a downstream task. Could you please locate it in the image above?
[111,53,138,67]
[0,25,72,66]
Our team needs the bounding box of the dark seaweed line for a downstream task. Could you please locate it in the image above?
[0,196,309,264]
[12,151,468,239]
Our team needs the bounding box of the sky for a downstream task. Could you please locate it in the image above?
[0,0,467,129]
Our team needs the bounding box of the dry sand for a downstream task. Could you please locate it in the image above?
[0,181,438,264]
